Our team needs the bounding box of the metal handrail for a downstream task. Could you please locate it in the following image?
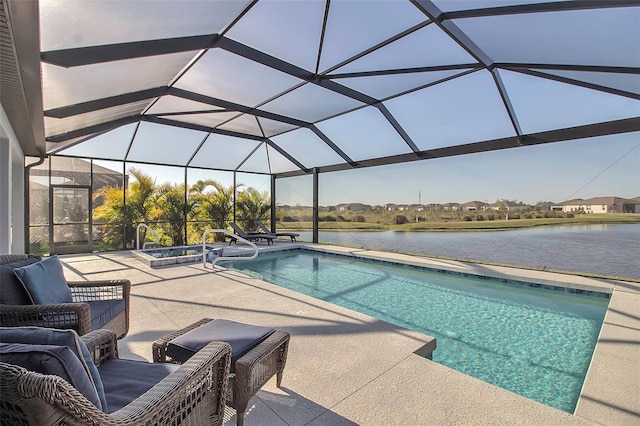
[136,223,160,250]
[202,229,259,269]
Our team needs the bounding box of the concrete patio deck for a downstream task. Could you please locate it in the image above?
[58,242,639,425]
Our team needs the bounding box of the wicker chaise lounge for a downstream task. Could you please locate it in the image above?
[0,254,131,338]
[0,327,231,425]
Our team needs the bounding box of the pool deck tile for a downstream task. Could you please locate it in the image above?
[58,244,639,425]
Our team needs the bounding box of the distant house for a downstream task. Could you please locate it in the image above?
[424,203,441,211]
[490,200,527,211]
[462,201,490,211]
[385,203,398,211]
[442,203,462,212]
[407,204,425,211]
[559,196,638,213]
[335,203,372,212]
[534,202,556,212]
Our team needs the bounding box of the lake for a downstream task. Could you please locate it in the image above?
[295,223,640,280]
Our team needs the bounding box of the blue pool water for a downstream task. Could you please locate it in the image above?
[220,249,609,413]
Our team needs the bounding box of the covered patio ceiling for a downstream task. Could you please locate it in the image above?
[4,0,640,178]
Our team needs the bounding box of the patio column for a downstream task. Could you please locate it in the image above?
[313,167,318,244]
[270,175,276,233]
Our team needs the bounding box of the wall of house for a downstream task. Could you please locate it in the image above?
[0,103,26,254]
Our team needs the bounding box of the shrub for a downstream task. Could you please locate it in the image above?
[336,215,346,222]
[352,215,365,222]
[320,215,336,222]
[487,215,494,220]
[476,215,485,221]
[510,214,520,219]
[565,213,574,218]
[524,214,533,219]
[281,215,298,222]
[395,215,408,225]
[463,215,473,221]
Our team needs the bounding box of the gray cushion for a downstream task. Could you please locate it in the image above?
[88,299,126,332]
[13,256,73,304]
[0,342,102,409]
[98,358,179,413]
[0,256,41,305]
[0,327,107,411]
[167,319,275,371]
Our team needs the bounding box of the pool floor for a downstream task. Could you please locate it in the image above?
[220,248,610,413]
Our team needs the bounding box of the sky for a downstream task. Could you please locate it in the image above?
[276,132,640,206]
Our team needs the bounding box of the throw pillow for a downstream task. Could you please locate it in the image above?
[0,342,102,409]
[0,327,107,411]
[0,256,41,304]
[13,255,72,304]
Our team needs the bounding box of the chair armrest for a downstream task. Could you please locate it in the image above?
[68,279,131,302]
[109,342,231,425]
[69,279,131,338]
[0,302,92,335]
[81,329,119,365]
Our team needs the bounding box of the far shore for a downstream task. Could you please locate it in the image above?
[279,213,640,232]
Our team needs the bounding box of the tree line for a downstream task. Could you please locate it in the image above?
[93,168,270,249]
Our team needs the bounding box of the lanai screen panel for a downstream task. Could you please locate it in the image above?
[40,0,638,176]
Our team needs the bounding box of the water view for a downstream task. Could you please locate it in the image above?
[295,223,640,280]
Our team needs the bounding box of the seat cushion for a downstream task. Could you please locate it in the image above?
[167,319,275,371]
[0,256,41,305]
[0,342,102,409]
[0,326,107,411]
[88,299,126,331]
[13,256,73,304]
[98,358,179,413]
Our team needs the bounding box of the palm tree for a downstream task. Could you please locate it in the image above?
[237,188,270,232]
[93,168,156,249]
[154,182,193,246]
[190,180,236,242]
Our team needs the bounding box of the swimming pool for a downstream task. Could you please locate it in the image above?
[219,248,610,413]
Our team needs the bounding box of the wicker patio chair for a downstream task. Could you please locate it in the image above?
[0,328,231,425]
[0,254,131,338]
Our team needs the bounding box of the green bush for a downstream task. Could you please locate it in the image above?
[395,215,408,225]
[352,215,366,222]
[281,215,298,222]
[463,215,473,221]
[476,215,485,221]
[336,215,346,222]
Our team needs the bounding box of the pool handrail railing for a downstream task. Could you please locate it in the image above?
[202,229,258,269]
[137,223,160,250]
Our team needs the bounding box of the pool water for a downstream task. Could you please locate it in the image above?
[220,249,609,413]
